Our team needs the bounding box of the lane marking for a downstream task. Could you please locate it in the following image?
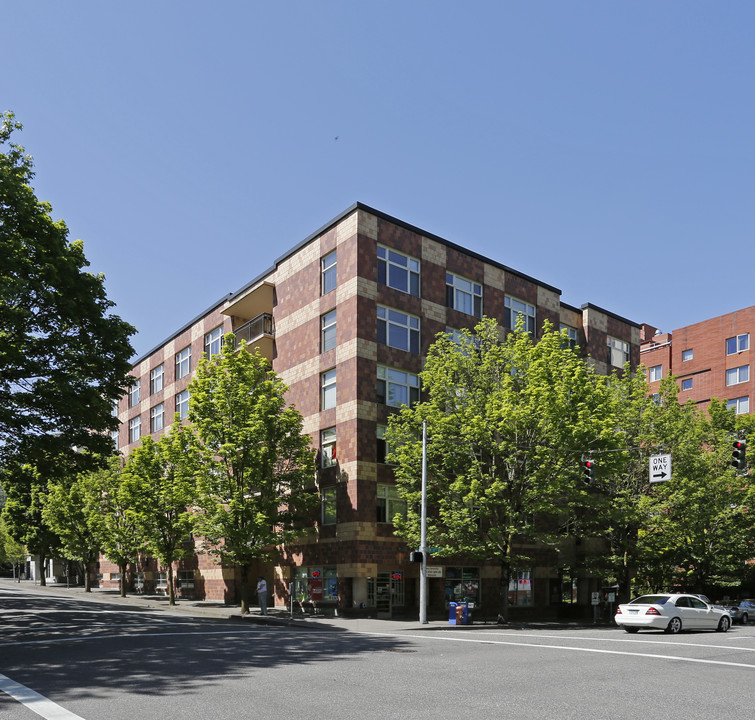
[0,673,85,719]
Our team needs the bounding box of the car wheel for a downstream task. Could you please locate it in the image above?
[717,616,730,632]
[741,613,748,625]
[666,617,682,634]
[623,626,639,634]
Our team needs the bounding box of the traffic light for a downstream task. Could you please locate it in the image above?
[582,458,595,484]
[732,440,747,472]
[410,551,424,563]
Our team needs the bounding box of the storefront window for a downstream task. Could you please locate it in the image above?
[561,575,577,603]
[444,567,480,608]
[508,570,532,606]
[293,567,338,603]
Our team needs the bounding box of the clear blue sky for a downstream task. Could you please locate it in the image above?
[3,2,754,359]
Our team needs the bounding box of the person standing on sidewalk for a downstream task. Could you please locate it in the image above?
[256,576,268,615]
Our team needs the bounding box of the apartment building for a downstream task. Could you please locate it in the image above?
[109,202,641,619]
[641,305,755,415]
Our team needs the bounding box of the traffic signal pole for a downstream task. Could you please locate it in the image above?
[419,419,428,625]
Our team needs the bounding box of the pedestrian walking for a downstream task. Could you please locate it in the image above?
[256,576,268,615]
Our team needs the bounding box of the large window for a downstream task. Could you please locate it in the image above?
[607,336,630,368]
[726,334,749,355]
[293,567,338,603]
[376,484,407,524]
[150,403,165,433]
[321,427,337,467]
[150,364,164,395]
[728,397,750,415]
[504,296,536,334]
[129,379,141,408]
[377,306,420,354]
[727,365,750,386]
[205,327,223,359]
[321,310,337,352]
[649,365,662,382]
[321,486,336,526]
[560,324,578,350]
[508,570,533,606]
[175,390,190,420]
[321,250,337,295]
[128,416,141,443]
[378,245,420,296]
[377,366,419,408]
[175,346,191,380]
[321,369,336,410]
[446,272,482,317]
[444,567,480,608]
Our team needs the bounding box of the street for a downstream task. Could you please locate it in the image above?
[2,582,755,719]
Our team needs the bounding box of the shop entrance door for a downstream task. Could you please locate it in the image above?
[376,572,392,618]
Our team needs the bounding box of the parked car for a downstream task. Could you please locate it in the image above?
[615,593,731,634]
[724,599,755,624]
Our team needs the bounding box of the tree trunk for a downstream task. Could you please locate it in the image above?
[167,564,176,606]
[498,560,511,623]
[119,562,127,597]
[38,552,47,586]
[239,565,250,614]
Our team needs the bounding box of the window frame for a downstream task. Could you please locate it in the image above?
[727,396,750,415]
[649,365,663,382]
[321,369,337,410]
[560,324,578,350]
[726,334,750,355]
[376,484,407,525]
[446,272,482,317]
[682,349,693,362]
[681,378,693,391]
[205,326,223,359]
[607,336,631,368]
[321,486,337,526]
[128,416,141,443]
[376,365,420,408]
[175,389,190,420]
[150,403,165,433]
[504,295,536,334]
[726,365,750,386]
[321,427,337,468]
[175,346,191,380]
[129,379,141,408]
[321,250,337,295]
[150,364,164,395]
[377,305,420,354]
[377,244,420,296]
[321,310,337,353]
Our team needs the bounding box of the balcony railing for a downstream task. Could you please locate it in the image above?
[234,313,274,345]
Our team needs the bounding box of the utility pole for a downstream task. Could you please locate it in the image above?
[419,419,428,624]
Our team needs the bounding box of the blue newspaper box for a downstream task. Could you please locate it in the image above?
[449,602,468,625]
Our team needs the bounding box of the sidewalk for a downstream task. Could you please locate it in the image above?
[0,578,611,634]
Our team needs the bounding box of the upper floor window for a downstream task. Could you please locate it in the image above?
[377,484,407,524]
[128,416,141,443]
[150,364,164,395]
[175,390,190,420]
[150,403,165,433]
[321,310,337,353]
[446,272,482,317]
[378,245,420,296]
[129,379,141,408]
[175,347,191,380]
[608,336,631,368]
[682,349,693,362]
[504,296,536,334]
[321,369,336,410]
[377,365,420,408]
[560,324,578,350]
[726,365,750,386]
[727,396,750,415]
[205,327,223,359]
[377,306,420,354]
[726,334,749,355]
[649,365,662,382]
[321,250,337,295]
[321,486,337,526]
[681,378,693,391]
[321,427,337,468]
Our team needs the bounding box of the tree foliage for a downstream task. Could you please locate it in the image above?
[188,336,316,613]
[0,112,135,464]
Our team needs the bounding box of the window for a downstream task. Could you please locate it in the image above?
[445,567,480,607]
[377,424,391,463]
[607,336,631,367]
[321,369,336,410]
[508,570,533,606]
[321,486,336,525]
[293,567,338,603]
[150,364,164,395]
[377,484,407,524]
[129,379,141,408]
[727,334,750,355]
[378,245,420,296]
[681,378,693,391]
[727,365,750,386]
[682,349,693,362]
[446,272,482,317]
[128,416,141,443]
[504,296,536,334]
[377,366,420,408]
[205,327,223,359]
[321,310,337,352]
[111,429,119,450]
[649,365,662,382]
[560,324,578,350]
[155,572,167,590]
[321,250,337,295]
[175,346,191,380]
[377,306,420,354]
[175,390,190,420]
[321,427,337,467]
[651,393,662,406]
[727,397,750,415]
[150,403,165,433]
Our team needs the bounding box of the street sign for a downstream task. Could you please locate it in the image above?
[649,453,672,483]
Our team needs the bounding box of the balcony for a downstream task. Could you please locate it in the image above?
[233,312,274,361]
[223,281,274,321]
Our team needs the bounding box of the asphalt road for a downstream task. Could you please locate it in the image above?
[2,583,755,720]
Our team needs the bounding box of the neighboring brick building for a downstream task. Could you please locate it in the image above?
[108,202,640,619]
[641,306,755,416]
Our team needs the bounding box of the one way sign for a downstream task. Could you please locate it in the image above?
[649,453,672,483]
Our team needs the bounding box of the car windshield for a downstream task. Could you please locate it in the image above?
[629,595,669,605]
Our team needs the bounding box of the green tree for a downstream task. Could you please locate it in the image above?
[389,318,621,621]
[188,336,316,614]
[0,112,134,465]
[124,424,198,605]
[83,457,143,597]
[0,515,26,577]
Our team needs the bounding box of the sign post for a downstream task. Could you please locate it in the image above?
[649,453,672,483]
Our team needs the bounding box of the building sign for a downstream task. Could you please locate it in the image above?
[426,566,443,578]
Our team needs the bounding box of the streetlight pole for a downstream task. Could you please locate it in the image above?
[419,419,428,624]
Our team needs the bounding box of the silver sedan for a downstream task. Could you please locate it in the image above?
[615,593,731,634]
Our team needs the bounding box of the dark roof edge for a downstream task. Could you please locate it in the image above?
[581,302,641,329]
[559,301,582,315]
[131,293,234,367]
